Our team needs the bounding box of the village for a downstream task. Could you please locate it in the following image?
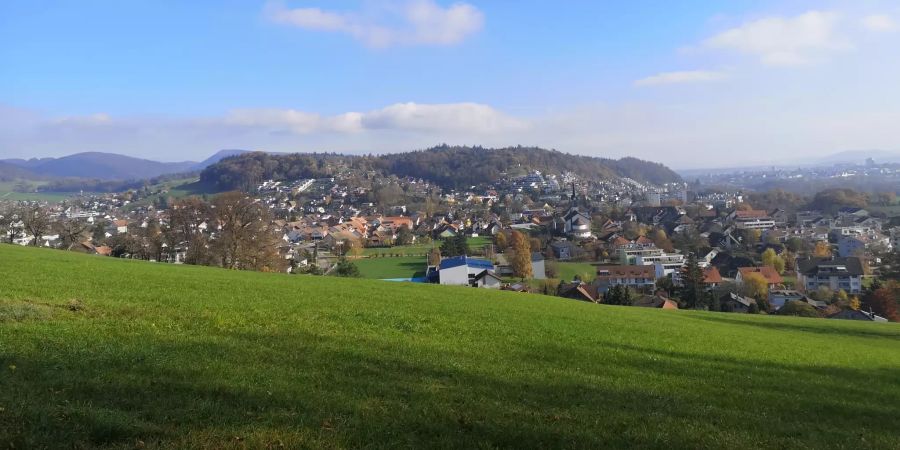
[2,166,899,323]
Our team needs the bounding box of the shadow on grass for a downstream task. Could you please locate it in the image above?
[684,313,900,340]
[2,328,899,448]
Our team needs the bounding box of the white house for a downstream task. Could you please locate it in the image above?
[531,252,546,280]
[438,256,499,288]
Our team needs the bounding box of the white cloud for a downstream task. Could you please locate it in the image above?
[222,102,522,135]
[361,102,524,132]
[634,70,727,87]
[704,11,849,66]
[264,0,483,48]
[52,113,112,126]
[861,14,897,32]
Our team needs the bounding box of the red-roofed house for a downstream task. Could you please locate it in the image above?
[736,266,783,288]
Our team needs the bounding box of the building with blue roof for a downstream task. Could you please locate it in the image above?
[438,256,500,288]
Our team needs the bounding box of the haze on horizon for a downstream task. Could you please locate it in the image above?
[2,0,900,169]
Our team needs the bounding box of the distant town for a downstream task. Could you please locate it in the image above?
[2,149,898,322]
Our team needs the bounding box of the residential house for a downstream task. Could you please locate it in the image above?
[438,256,498,288]
[113,219,129,234]
[797,257,865,294]
[837,233,891,257]
[768,290,814,311]
[550,240,577,261]
[633,293,679,309]
[531,252,546,280]
[593,265,657,293]
[720,292,757,313]
[736,266,783,289]
[702,266,723,289]
[558,281,598,302]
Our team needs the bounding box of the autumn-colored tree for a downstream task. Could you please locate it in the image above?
[863,282,899,322]
[782,251,797,271]
[494,231,508,251]
[834,289,849,303]
[509,230,532,279]
[849,296,861,311]
[428,247,442,266]
[813,241,832,258]
[742,229,761,248]
[741,272,769,300]
[761,248,777,267]
[347,238,365,258]
[761,248,786,274]
[650,229,674,252]
[530,237,542,253]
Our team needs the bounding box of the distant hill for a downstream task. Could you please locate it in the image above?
[1,150,251,181]
[2,152,195,180]
[0,161,39,181]
[812,150,900,165]
[200,145,682,191]
[190,149,251,171]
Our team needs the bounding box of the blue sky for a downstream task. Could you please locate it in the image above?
[2,0,900,168]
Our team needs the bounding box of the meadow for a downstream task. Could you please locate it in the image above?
[551,261,599,282]
[1,244,899,449]
[354,256,427,279]
[0,181,74,202]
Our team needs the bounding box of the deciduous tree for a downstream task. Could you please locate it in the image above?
[509,230,532,279]
[741,272,769,300]
[19,204,50,246]
[813,241,832,258]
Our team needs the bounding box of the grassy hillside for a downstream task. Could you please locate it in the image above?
[1,245,899,449]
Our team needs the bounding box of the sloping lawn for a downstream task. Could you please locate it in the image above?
[354,256,427,279]
[1,245,899,449]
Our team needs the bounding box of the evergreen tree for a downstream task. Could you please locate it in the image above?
[679,253,706,309]
[333,257,360,278]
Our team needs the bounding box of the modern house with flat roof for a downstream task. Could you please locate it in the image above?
[438,256,500,288]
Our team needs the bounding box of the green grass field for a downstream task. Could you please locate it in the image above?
[552,261,599,282]
[362,236,494,257]
[0,180,74,202]
[354,256,427,279]
[1,245,899,448]
[362,243,433,256]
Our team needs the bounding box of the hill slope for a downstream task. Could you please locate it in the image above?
[190,149,251,171]
[1,245,898,448]
[200,146,682,191]
[3,152,196,180]
[0,161,38,181]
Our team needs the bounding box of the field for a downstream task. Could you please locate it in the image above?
[354,256,427,279]
[362,243,433,257]
[0,181,74,202]
[1,245,899,448]
[552,261,599,282]
[362,236,494,257]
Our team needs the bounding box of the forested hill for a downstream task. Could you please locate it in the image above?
[200,145,682,191]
